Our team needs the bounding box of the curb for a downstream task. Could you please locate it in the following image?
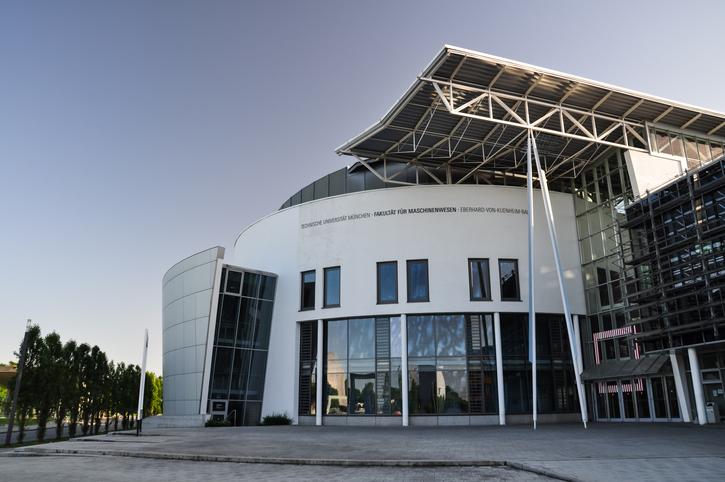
[11,446,578,480]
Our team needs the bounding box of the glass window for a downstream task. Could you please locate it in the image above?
[326,319,347,368]
[216,295,239,346]
[436,370,469,414]
[408,368,436,414]
[349,372,376,415]
[236,298,256,348]
[323,267,340,308]
[252,300,274,349]
[651,377,667,418]
[210,347,233,399]
[406,260,429,302]
[300,270,315,310]
[241,272,260,297]
[635,379,650,419]
[226,270,242,294]
[259,275,276,301]
[325,373,348,415]
[435,314,466,357]
[468,259,491,301]
[499,259,521,301]
[348,318,375,361]
[407,315,435,357]
[377,261,398,304]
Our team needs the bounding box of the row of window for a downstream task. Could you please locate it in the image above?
[299,259,522,310]
[298,313,576,417]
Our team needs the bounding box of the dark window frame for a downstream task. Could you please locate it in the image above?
[376,261,398,304]
[300,270,316,311]
[406,259,430,303]
[468,258,492,302]
[498,258,521,302]
[323,266,341,308]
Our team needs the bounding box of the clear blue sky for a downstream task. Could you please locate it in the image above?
[1,0,723,373]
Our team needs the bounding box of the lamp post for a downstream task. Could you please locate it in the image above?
[4,319,32,446]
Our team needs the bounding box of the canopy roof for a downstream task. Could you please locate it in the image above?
[337,45,725,182]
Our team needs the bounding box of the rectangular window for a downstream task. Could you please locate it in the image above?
[323,266,340,308]
[498,259,520,301]
[300,270,315,310]
[406,259,429,302]
[468,258,491,301]
[377,261,398,304]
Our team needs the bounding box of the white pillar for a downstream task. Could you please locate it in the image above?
[526,133,537,430]
[401,314,409,427]
[573,315,583,375]
[494,312,505,426]
[316,319,323,426]
[688,347,707,425]
[669,351,692,423]
[531,134,587,427]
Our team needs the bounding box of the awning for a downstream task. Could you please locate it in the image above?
[581,354,670,381]
[337,45,725,184]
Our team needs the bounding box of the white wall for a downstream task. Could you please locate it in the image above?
[162,246,223,416]
[624,149,686,197]
[230,184,586,420]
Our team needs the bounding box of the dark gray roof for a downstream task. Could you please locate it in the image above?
[582,354,669,381]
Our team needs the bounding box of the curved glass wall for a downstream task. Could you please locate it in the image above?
[280,160,573,210]
[300,312,577,418]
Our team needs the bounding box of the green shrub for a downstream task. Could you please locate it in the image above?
[261,413,292,425]
[205,418,231,427]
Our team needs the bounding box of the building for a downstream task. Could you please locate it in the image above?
[161,45,725,427]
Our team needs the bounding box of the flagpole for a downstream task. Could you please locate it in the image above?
[527,131,537,430]
[136,329,149,436]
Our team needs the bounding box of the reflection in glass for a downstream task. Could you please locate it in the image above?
[499,259,520,300]
[324,267,340,307]
[326,319,347,370]
[436,370,469,414]
[635,379,650,419]
[226,271,242,293]
[348,318,374,359]
[217,295,239,346]
[469,259,491,301]
[377,261,398,303]
[407,315,435,357]
[406,260,429,302]
[325,373,348,415]
[390,316,402,358]
[242,272,260,297]
[349,372,375,415]
[300,270,315,310]
[435,315,466,357]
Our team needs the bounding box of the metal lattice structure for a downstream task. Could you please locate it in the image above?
[337,45,725,184]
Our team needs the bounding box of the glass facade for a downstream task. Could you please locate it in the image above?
[209,267,276,425]
[624,158,725,351]
[302,312,578,419]
[320,317,403,416]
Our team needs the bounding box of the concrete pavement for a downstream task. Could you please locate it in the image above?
[5,423,725,481]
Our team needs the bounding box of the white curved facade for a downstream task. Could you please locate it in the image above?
[230,184,585,421]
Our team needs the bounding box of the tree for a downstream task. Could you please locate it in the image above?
[35,332,63,442]
[67,343,90,438]
[55,340,77,440]
[7,324,42,444]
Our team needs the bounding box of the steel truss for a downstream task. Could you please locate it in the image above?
[424,77,649,154]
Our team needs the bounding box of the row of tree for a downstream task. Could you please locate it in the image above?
[3,325,162,443]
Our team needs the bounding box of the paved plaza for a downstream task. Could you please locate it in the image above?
[3,423,725,481]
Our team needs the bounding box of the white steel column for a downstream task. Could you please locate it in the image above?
[573,315,583,375]
[688,347,707,425]
[670,351,692,423]
[494,312,505,425]
[526,132,537,430]
[401,314,409,427]
[531,133,588,427]
[316,319,323,426]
